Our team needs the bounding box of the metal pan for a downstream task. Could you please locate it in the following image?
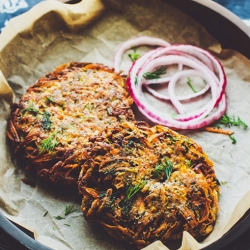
[0,0,250,249]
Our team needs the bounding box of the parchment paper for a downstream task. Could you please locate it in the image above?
[0,0,250,249]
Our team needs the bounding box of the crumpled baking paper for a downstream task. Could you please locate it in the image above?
[0,0,250,249]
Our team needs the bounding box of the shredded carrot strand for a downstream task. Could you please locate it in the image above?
[202,127,234,135]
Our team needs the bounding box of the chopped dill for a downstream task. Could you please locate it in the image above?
[128,48,141,62]
[185,159,192,167]
[153,157,173,181]
[187,77,197,93]
[64,205,77,216]
[219,114,248,129]
[154,163,165,178]
[83,103,93,110]
[43,211,48,217]
[166,133,179,143]
[135,77,138,85]
[22,102,40,115]
[46,96,56,104]
[229,134,237,144]
[54,215,65,220]
[143,66,167,80]
[103,167,116,175]
[123,180,146,204]
[39,131,58,152]
[41,110,52,130]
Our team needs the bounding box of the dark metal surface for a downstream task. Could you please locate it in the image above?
[0,212,53,250]
[166,0,250,59]
[0,0,250,250]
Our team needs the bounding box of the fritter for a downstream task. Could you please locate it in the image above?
[6,62,134,188]
[78,121,220,248]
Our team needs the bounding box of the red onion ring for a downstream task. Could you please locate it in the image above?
[144,69,211,102]
[114,36,170,72]
[114,37,227,129]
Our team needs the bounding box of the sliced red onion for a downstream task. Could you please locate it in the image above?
[149,45,226,106]
[132,55,218,120]
[133,93,226,129]
[114,36,170,72]
[144,69,211,102]
[113,36,227,130]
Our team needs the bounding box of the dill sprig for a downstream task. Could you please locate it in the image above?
[123,180,146,204]
[41,110,52,130]
[154,163,165,178]
[64,205,77,216]
[46,96,56,104]
[83,103,93,110]
[135,77,138,85]
[53,205,77,221]
[128,48,141,62]
[187,77,197,93]
[22,102,40,115]
[39,131,58,152]
[43,211,48,217]
[143,66,167,80]
[229,134,237,144]
[54,215,65,220]
[153,157,173,181]
[219,114,248,129]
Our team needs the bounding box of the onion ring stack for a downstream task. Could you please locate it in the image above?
[114,36,227,130]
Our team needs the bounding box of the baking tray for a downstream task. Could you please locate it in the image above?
[0,0,250,249]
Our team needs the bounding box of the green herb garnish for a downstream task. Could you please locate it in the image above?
[229,134,237,144]
[128,48,141,62]
[219,115,248,129]
[153,157,173,181]
[54,215,65,220]
[46,96,56,104]
[22,102,40,115]
[185,159,192,167]
[43,211,48,217]
[39,131,58,152]
[143,66,167,80]
[166,133,179,143]
[41,110,52,130]
[83,103,93,110]
[187,77,197,93]
[135,77,138,85]
[123,180,146,204]
[64,205,77,216]
[103,167,116,175]
[64,224,71,227]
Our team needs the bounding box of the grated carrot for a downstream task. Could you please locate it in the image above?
[202,127,234,135]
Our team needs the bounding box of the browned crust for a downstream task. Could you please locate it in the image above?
[6,62,135,189]
[78,122,220,248]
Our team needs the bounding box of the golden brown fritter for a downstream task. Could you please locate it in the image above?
[78,121,220,248]
[6,62,134,188]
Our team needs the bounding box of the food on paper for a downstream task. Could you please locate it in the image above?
[78,121,220,248]
[6,39,222,248]
[6,62,134,188]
